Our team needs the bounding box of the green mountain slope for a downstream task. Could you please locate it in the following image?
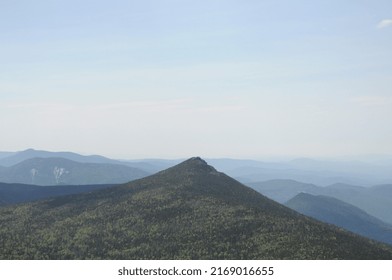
[285,193,392,245]
[0,157,391,260]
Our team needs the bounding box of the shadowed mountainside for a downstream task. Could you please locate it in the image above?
[0,182,115,206]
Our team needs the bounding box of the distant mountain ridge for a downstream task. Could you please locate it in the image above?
[248,179,320,203]
[0,149,127,167]
[0,152,15,160]
[286,193,392,246]
[0,157,391,259]
[215,157,392,186]
[0,149,176,173]
[0,149,132,167]
[3,149,392,186]
[247,179,392,225]
[0,157,148,185]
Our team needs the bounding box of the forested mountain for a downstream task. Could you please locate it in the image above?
[0,157,148,185]
[0,157,391,260]
[286,193,392,245]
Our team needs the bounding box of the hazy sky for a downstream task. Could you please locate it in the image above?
[1,0,391,159]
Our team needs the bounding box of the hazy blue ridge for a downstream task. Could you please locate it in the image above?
[247,179,392,225]
[285,193,392,245]
[0,157,149,186]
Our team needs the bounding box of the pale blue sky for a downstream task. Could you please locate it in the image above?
[1,0,391,159]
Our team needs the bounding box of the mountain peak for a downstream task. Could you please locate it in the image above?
[295,192,313,198]
[178,157,217,172]
[21,148,37,154]
[188,156,208,165]
[155,157,220,179]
